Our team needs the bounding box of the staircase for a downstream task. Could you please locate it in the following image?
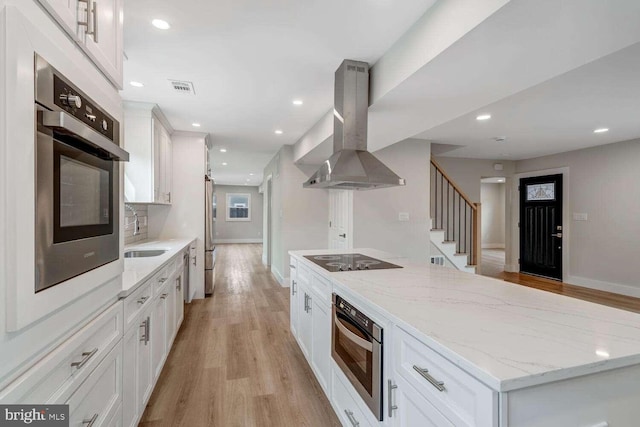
[430,157,481,274]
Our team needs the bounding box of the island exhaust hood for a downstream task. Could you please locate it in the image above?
[303,60,405,190]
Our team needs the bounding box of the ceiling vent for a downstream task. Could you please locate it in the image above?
[169,80,196,95]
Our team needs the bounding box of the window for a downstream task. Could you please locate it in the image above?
[526,183,555,201]
[226,193,251,221]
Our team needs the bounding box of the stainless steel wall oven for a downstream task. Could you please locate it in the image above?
[332,293,383,420]
[34,54,128,292]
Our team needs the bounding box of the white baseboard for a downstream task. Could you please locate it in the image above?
[213,238,262,244]
[482,243,505,249]
[566,275,640,299]
[271,267,285,286]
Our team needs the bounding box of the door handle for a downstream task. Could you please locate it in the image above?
[339,233,346,238]
[551,233,563,238]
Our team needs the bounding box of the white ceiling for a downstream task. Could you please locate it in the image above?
[416,41,640,160]
[120,0,437,184]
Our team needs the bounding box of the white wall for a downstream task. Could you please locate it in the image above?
[512,138,640,295]
[263,145,329,284]
[481,183,505,248]
[353,139,431,260]
[148,132,206,299]
[213,185,263,243]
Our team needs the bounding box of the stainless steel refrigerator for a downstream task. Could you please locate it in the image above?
[204,176,216,295]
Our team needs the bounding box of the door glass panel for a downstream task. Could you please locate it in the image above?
[60,155,110,227]
[526,183,555,201]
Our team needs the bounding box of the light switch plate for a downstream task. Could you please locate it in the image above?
[573,213,588,221]
[398,212,410,222]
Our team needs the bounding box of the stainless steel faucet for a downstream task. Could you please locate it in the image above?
[125,203,140,236]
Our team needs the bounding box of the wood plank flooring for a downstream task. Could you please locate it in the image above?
[140,244,340,427]
[481,248,640,313]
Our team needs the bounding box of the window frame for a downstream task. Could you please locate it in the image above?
[225,192,251,222]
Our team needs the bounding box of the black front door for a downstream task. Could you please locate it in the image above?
[519,174,563,280]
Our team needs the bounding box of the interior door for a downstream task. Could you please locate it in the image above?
[519,174,563,280]
[329,190,353,249]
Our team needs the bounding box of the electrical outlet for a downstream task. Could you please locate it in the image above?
[398,212,410,222]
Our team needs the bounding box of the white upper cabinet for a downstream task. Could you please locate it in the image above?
[37,0,123,88]
[124,102,173,204]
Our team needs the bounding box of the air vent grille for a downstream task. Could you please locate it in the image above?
[169,80,196,95]
[430,255,445,266]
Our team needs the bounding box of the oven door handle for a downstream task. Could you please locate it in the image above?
[334,313,373,352]
[42,111,129,161]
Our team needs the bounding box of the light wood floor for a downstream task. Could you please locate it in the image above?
[140,244,340,427]
[481,248,640,314]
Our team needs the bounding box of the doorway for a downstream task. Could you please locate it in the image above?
[480,177,506,279]
[519,174,563,280]
[265,175,273,267]
[328,190,353,250]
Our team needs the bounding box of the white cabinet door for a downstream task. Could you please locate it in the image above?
[165,279,177,348]
[151,292,167,380]
[290,261,299,338]
[137,311,153,410]
[37,0,80,41]
[297,283,313,362]
[310,298,330,393]
[394,376,453,427]
[122,325,138,427]
[152,117,162,203]
[81,0,123,88]
[161,127,173,203]
[175,274,184,329]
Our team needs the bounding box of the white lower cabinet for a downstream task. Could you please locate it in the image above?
[332,368,375,427]
[391,376,453,427]
[310,296,331,393]
[297,281,313,362]
[67,341,123,427]
[122,254,186,427]
[289,259,298,337]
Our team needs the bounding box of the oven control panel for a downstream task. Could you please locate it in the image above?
[53,75,116,142]
[335,294,376,337]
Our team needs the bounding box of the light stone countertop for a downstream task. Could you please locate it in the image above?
[121,238,196,298]
[290,248,640,392]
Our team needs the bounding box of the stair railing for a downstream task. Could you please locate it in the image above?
[430,157,481,268]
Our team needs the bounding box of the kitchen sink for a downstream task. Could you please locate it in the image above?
[124,249,167,258]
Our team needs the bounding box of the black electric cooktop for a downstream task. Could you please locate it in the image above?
[304,253,403,272]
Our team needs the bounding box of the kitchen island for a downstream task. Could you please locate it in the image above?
[289,248,640,427]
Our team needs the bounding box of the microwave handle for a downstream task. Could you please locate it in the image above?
[334,313,373,352]
[41,111,129,161]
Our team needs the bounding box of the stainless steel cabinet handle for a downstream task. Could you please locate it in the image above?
[192,256,197,266]
[146,316,151,344]
[303,293,308,312]
[158,278,167,283]
[339,233,346,238]
[292,280,297,295]
[167,192,171,203]
[160,293,168,299]
[176,277,182,291]
[289,264,296,269]
[344,409,360,427]
[137,296,149,305]
[71,347,98,369]
[388,379,398,417]
[140,319,147,343]
[413,365,446,392]
[82,413,99,427]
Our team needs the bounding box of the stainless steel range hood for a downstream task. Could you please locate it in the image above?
[303,60,405,190]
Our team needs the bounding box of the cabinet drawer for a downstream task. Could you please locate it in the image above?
[67,341,122,427]
[152,267,171,294]
[394,327,496,427]
[0,302,123,404]
[289,257,297,280]
[331,368,375,427]
[124,281,154,328]
[311,272,332,303]
[395,376,454,427]
[298,263,311,285]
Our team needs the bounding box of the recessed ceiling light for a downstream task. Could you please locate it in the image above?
[222,162,227,166]
[275,130,283,135]
[152,19,171,30]
[130,81,144,88]
[476,114,491,121]
[498,178,505,182]
[249,173,254,176]
[192,123,201,127]
[293,100,303,106]
[246,179,250,182]
[219,148,227,153]
[593,128,609,133]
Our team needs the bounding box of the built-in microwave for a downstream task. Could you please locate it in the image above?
[34,54,129,292]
